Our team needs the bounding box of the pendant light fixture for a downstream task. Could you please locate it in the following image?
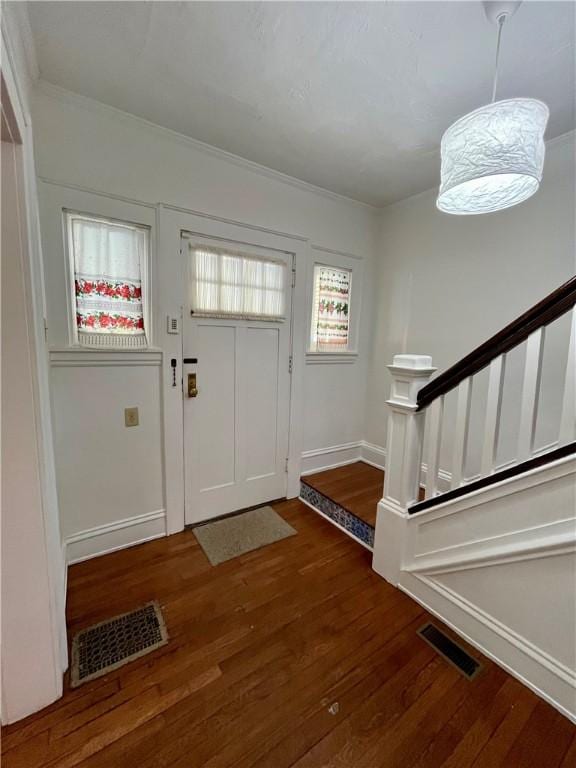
[437,1,549,215]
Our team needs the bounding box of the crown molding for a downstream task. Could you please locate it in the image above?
[310,243,364,262]
[32,80,574,216]
[35,80,377,213]
[15,3,39,83]
[1,4,39,126]
[545,129,576,150]
[2,3,39,84]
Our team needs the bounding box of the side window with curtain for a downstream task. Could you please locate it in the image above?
[189,244,286,320]
[309,265,352,352]
[66,212,149,348]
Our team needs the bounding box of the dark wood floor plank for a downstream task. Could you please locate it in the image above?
[129,588,420,767]
[303,461,383,526]
[560,733,576,768]
[437,677,531,768]
[0,681,120,753]
[66,565,394,765]
[467,687,538,768]
[241,616,436,768]
[2,479,573,768]
[291,658,455,768]
[498,699,576,768]
[193,606,429,768]
[407,665,508,768]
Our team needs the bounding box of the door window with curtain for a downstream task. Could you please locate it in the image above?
[189,244,287,320]
[66,212,149,348]
[309,265,352,352]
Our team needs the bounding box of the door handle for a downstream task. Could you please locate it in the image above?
[187,373,199,398]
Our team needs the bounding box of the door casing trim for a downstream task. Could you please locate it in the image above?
[158,206,308,535]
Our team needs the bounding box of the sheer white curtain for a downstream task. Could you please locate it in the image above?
[190,244,286,319]
[68,213,148,348]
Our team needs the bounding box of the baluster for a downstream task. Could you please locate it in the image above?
[425,396,444,498]
[517,328,545,462]
[481,355,506,475]
[559,307,576,446]
[451,377,473,488]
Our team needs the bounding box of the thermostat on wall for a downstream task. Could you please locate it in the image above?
[167,315,180,334]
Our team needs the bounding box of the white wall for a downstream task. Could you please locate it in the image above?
[49,351,165,564]
[366,133,576,475]
[1,6,67,722]
[32,83,377,559]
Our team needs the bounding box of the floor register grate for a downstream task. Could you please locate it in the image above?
[70,601,168,687]
[417,623,482,680]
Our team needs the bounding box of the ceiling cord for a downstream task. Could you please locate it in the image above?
[491,13,507,103]
[492,13,507,104]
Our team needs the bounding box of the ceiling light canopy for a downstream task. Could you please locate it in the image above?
[437,2,549,215]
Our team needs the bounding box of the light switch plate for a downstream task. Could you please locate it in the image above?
[124,407,139,427]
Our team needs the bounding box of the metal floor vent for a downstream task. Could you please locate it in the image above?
[70,601,168,687]
[417,623,482,680]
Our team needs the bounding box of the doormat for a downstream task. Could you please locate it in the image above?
[193,506,297,566]
[70,601,168,687]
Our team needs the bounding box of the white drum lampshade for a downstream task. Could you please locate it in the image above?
[437,98,549,215]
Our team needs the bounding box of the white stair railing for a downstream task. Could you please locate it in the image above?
[373,276,576,586]
[415,279,576,509]
[560,307,576,447]
[373,354,436,584]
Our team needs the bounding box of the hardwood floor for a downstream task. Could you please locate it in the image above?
[2,498,575,767]
[302,462,384,527]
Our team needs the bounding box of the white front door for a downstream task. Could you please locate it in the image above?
[182,234,293,524]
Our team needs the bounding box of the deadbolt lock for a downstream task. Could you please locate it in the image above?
[187,373,199,398]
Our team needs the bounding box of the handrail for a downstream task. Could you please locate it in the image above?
[408,440,576,514]
[416,275,576,411]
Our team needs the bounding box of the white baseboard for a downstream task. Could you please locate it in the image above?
[300,441,452,493]
[300,441,363,475]
[420,462,452,492]
[360,441,386,469]
[65,510,166,565]
[300,440,384,476]
[399,572,576,724]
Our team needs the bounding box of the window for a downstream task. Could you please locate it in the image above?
[189,244,286,319]
[309,265,351,352]
[66,212,149,348]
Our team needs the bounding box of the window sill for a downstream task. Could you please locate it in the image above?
[49,347,163,367]
[305,352,358,365]
[49,346,163,353]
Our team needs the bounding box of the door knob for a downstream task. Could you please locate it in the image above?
[188,373,199,398]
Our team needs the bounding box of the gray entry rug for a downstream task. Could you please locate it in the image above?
[193,506,297,566]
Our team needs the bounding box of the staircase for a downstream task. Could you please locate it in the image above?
[372,276,576,722]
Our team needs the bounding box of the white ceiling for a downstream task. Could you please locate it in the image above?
[26,1,575,206]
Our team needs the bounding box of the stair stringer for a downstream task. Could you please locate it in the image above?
[392,454,575,722]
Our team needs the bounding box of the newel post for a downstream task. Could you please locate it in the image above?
[372,354,436,585]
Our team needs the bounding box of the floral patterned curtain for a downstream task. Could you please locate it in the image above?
[311,266,351,352]
[69,214,148,348]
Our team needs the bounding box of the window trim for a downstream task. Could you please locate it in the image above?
[306,248,362,362]
[63,208,152,350]
[308,262,353,355]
